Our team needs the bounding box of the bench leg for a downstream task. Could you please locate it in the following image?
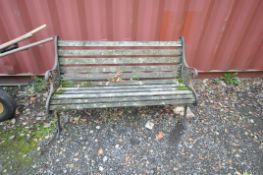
[183,105,188,118]
[54,111,62,137]
[44,111,62,147]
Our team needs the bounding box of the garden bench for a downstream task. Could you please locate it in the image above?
[45,36,198,132]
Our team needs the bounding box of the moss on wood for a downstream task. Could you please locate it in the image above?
[61,80,92,87]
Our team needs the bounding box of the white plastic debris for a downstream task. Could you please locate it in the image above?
[103,156,108,162]
[99,166,104,171]
[173,107,184,115]
[145,121,154,130]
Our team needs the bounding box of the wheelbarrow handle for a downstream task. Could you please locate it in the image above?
[0,24,47,50]
[0,37,53,58]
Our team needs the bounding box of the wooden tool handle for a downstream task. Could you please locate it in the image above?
[0,24,47,50]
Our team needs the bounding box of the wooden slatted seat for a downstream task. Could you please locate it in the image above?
[45,36,198,130]
[50,84,195,110]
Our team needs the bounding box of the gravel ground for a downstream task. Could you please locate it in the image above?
[2,78,263,174]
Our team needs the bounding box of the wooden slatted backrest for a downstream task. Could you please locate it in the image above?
[56,37,183,87]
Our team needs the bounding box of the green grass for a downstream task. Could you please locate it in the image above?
[0,121,55,174]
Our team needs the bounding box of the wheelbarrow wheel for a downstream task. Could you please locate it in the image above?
[0,90,16,122]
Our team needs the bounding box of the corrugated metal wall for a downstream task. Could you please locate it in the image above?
[0,0,263,75]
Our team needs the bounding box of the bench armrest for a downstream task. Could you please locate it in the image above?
[45,68,61,113]
[45,68,60,87]
[45,36,60,88]
[46,36,61,112]
[180,36,198,78]
[180,36,198,105]
[181,64,198,105]
[182,63,198,79]
[45,69,55,81]
[180,37,198,85]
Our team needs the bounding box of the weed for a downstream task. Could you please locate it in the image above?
[28,76,47,93]
[216,72,240,85]
[177,78,184,84]
[175,76,189,90]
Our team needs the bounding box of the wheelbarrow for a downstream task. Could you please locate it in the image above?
[0,24,53,122]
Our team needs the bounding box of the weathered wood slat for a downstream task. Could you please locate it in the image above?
[61,71,177,80]
[50,99,195,110]
[57,87,179,94]
[60,79,179,87]
[53,90,192,99]
[60,65,180,73]
[59,49,181,56]
[59,57,181,65]
[58,40,181,47]
[51,94,194,105]
[59,83,178,91]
